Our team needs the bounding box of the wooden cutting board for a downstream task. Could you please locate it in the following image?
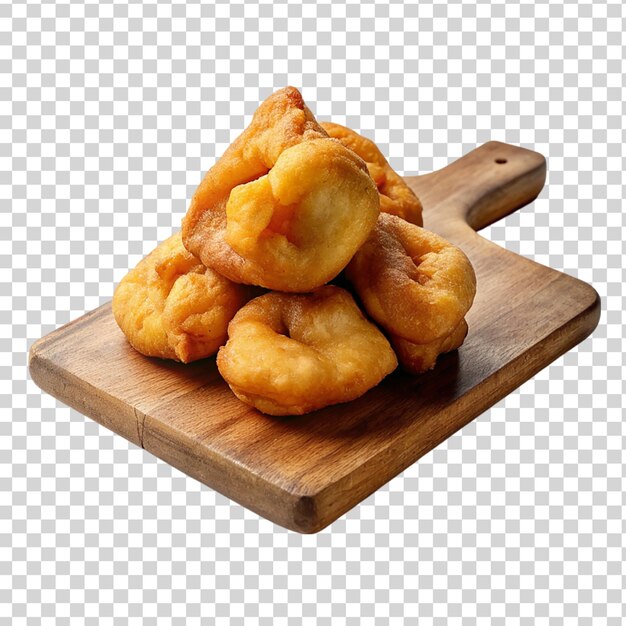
[29,141,600,533]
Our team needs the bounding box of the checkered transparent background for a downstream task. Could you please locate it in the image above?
[2,0,624,623]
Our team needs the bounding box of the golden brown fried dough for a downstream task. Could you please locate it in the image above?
[112,233,251,363]
[216,286,398,415]
[182,87,380,292]
[346,213,476,345]
[321,122,423,226]
[391,319,469,374]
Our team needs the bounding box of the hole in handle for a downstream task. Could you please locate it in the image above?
[495,158,507,164]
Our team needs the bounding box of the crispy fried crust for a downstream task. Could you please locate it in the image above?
[321,122,423,226]
[112,233,251,363]
[182,87,380,292]
[216,286,398,415]
[391,319,469,374]
[346,213,476,344]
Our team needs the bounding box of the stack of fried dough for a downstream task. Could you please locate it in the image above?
[113,87,476,416]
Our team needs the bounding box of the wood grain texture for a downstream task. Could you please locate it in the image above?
[29,141,600,533]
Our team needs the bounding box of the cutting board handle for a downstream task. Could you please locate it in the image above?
[406,141,547,232]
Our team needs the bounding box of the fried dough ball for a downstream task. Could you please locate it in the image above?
[112,233,251,363]
[216,286,398,415]
[182,87,380,292]
[391,319,469,374]
[346,213,476,345]
[321,122,423,226]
